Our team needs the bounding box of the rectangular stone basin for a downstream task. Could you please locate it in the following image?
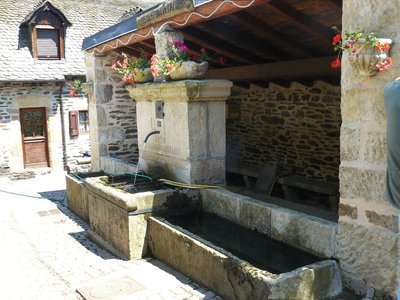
[147,188,342,299]
[66,172,177,260]
[148,214,341,300]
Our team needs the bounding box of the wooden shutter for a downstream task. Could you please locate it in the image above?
[36,29,60,59]
[69,111,79,136]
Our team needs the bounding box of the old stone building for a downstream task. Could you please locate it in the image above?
[81,0,398,298]
[0,0,158,174]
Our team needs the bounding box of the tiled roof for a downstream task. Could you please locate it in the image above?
[0,0,160,81]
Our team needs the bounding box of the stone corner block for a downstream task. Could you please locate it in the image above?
[271,207,337,257]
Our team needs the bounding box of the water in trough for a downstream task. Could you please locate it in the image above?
[165,211,323,274]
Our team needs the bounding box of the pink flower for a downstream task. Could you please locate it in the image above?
[376,57,392,71]
[174,40,184,48]
[126,76,134,84]
[181,45,189,52]
[150,64,159,77]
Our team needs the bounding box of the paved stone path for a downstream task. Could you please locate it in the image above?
[0,172,221,300]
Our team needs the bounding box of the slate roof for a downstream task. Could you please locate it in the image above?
[0,0,160,81]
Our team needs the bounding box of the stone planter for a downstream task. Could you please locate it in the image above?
[169,61,209,80]
[348,38,392,76]
[133,68,153,83]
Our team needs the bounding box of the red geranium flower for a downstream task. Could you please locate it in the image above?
[333,33,342,45]
[330,57,341,69]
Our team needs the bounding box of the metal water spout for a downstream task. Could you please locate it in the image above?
[144,130,160,143]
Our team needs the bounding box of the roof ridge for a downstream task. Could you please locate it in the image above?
[118,6,143,22]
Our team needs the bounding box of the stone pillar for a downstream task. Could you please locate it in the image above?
[85,53,101,171]
[127,80,232,185]
[338,0,399,297]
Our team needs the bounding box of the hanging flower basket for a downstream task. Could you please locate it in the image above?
[169,61,209,80]
[132,68,153,83]
[331,27,393,76]
[348,38,392,76]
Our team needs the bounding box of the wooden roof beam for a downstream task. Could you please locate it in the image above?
[194,21,284,61]
[327,0,342,11]
[89,0,265,54]
[206,56,340,81]
[266,0,333,44]
[229,11,318,58]
[182,28,256,65]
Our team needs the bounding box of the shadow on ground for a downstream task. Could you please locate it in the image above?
[38,189,118,261]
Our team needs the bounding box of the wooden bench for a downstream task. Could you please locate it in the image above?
[276,175,339,212]
[226,161,279,193]
[226,162,259,190]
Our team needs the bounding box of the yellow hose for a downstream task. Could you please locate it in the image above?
[159,178,225,190]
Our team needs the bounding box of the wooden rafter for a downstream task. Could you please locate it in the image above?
[206,57,339,81]
[229,11,318,58]
[323,0,342,15]
[194,21,283,61]
[89,0,265,54]
[265,0,333,44]
[182,27,256,65]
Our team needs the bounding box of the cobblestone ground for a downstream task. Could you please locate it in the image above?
[0,172,221,300]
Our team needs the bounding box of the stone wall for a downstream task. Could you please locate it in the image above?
[0,81,92,173]
[226,82,341,181]
[61,82,91,172]
[338,0,399,297]
[85,52,138,171]
[0,82,63,172]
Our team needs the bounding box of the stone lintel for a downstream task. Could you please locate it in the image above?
[126,80,233,102]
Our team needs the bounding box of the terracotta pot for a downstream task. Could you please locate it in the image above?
[69,89,75,97]
[133,68,153,83]
[169,61,209,80]
[348,38,392,76]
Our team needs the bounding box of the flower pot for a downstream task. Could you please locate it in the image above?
[133,68,153,83]
[348,38,392,76]
[169,61,209,80]
[69,90,75,97]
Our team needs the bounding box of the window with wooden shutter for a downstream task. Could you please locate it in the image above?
[36,29,60,60]
[69,111,79,137]
[21,2,71,61]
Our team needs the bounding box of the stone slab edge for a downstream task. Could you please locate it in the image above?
[200,188,337,258]
[127,80,233,102]
[84,176,175,211]
[148,217,342,299]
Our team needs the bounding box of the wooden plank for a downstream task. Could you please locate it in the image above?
[89,0,265,54]
[183,27,256,65]
[226,162,259,178]
[194,21,283,61]
[206,57,339,81]
[266,0,332,44]
[228,11,315,58]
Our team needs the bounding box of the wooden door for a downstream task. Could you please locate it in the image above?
[20,108,49,168]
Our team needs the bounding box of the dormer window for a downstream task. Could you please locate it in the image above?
[21,1,71,61]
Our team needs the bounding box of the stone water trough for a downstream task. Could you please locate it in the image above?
[66,168,341,300]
